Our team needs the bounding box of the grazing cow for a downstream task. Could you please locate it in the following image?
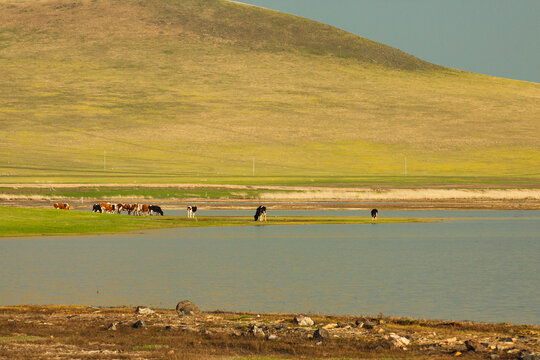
[187,206,197,218]
[116,203,126,214]
[371,208,378,221]
[135,204,150,216]
[92,204,102,213]
[99,202,116,214]
[254,205,267,221]
[120,203,136,215]
[53,203,70,210]
[149,205,164,216]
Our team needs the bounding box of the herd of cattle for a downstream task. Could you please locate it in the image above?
[92,202,164,216]
[53,202,379,221]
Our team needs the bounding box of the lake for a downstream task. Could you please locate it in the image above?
[1,210,539,325]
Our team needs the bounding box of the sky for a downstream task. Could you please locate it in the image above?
[237,0,540,83]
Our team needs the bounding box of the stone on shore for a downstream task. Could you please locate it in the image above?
[356,318,375,329]
[294,315,314,326]
[313,328,331,340]
[176,300,201,317]
[132,320,147,329]
[135,306,155,315]
[249,324,265,338]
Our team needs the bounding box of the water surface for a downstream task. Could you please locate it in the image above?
[1,211,539,324]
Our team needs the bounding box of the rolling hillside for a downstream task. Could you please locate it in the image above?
[0,0,538,184]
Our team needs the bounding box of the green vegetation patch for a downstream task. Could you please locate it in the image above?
[0,336,43,342]
[0,206,427,237]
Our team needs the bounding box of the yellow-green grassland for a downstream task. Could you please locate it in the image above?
[0,0,539,185]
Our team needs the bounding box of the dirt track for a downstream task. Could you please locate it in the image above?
[1,184,540,210]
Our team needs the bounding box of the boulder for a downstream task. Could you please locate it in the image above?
[522,353,540,360]
[464,340,478,352]
[388,333,410,348]
[313,328,331,340]
[322,323,338,329]
[294,315,314,327]
[248,325,265,338]
[132,320,147,329]
[135,306,155,315]
[356,318,375,329]
[176,300,201,317]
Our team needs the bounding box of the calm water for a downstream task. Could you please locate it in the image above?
[1,210,539,324]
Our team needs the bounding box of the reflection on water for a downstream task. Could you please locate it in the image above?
[1,211,539,325]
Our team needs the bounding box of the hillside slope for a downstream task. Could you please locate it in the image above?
[0,0,538,183]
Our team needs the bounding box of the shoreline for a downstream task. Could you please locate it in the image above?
[0,305,538,359]
[1,184,539,210]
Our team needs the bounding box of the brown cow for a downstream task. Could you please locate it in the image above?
[120,203,136,215]
[99,202,115,214]
[53,203,70,210]
[135,204,150,216]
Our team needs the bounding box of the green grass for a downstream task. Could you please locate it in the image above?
[0,336,43,342]
[0,0,538,184]
[0,206,428,237]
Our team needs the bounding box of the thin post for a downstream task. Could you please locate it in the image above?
[104,150,106,171]
[404,155,407,176]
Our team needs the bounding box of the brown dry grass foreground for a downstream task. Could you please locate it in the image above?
[0,306,539,359]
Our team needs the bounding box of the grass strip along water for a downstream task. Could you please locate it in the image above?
[0,207,430,237]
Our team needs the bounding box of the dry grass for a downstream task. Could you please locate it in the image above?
[1,306,537,359]
[0,0,539,182]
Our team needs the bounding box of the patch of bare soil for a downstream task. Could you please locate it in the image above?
[0,306,538,359]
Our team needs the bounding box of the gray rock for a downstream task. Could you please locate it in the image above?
[132,320,147,329]
[522,353,540,360]
[135,306,155,315]
[465,340,478,352]
[313,328,331,340]
[294,315,314,327]
[356,318,375,329]
[249,325,265,338]
[176,300,201,317]
[388,333,410,348]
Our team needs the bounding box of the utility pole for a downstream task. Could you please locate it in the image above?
[252,156,255,176]
[404,155,407,176]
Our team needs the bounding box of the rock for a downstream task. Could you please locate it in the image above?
[490,355,500,359]
[355,318,376,329]
[267,334,278,341]
[132,320,146,329]
[447,337,457,343]
[249,325,265,338]
[313,328,331,340]
[465,340,478,352]
[322,323,338,329]
[176,300,201,317]
[107,322,117,331]
[389,333,410,348]
[522,353,540,360]
[135,306,155,315]
[294,315,314,327]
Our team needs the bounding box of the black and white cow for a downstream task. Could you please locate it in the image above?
[149,205,164,216]
[254,205,267,221]
[92,204,102,213]
[371,208,378,221]
[187,205,197,218]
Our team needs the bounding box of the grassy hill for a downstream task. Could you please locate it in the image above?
[0,0,538,185]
